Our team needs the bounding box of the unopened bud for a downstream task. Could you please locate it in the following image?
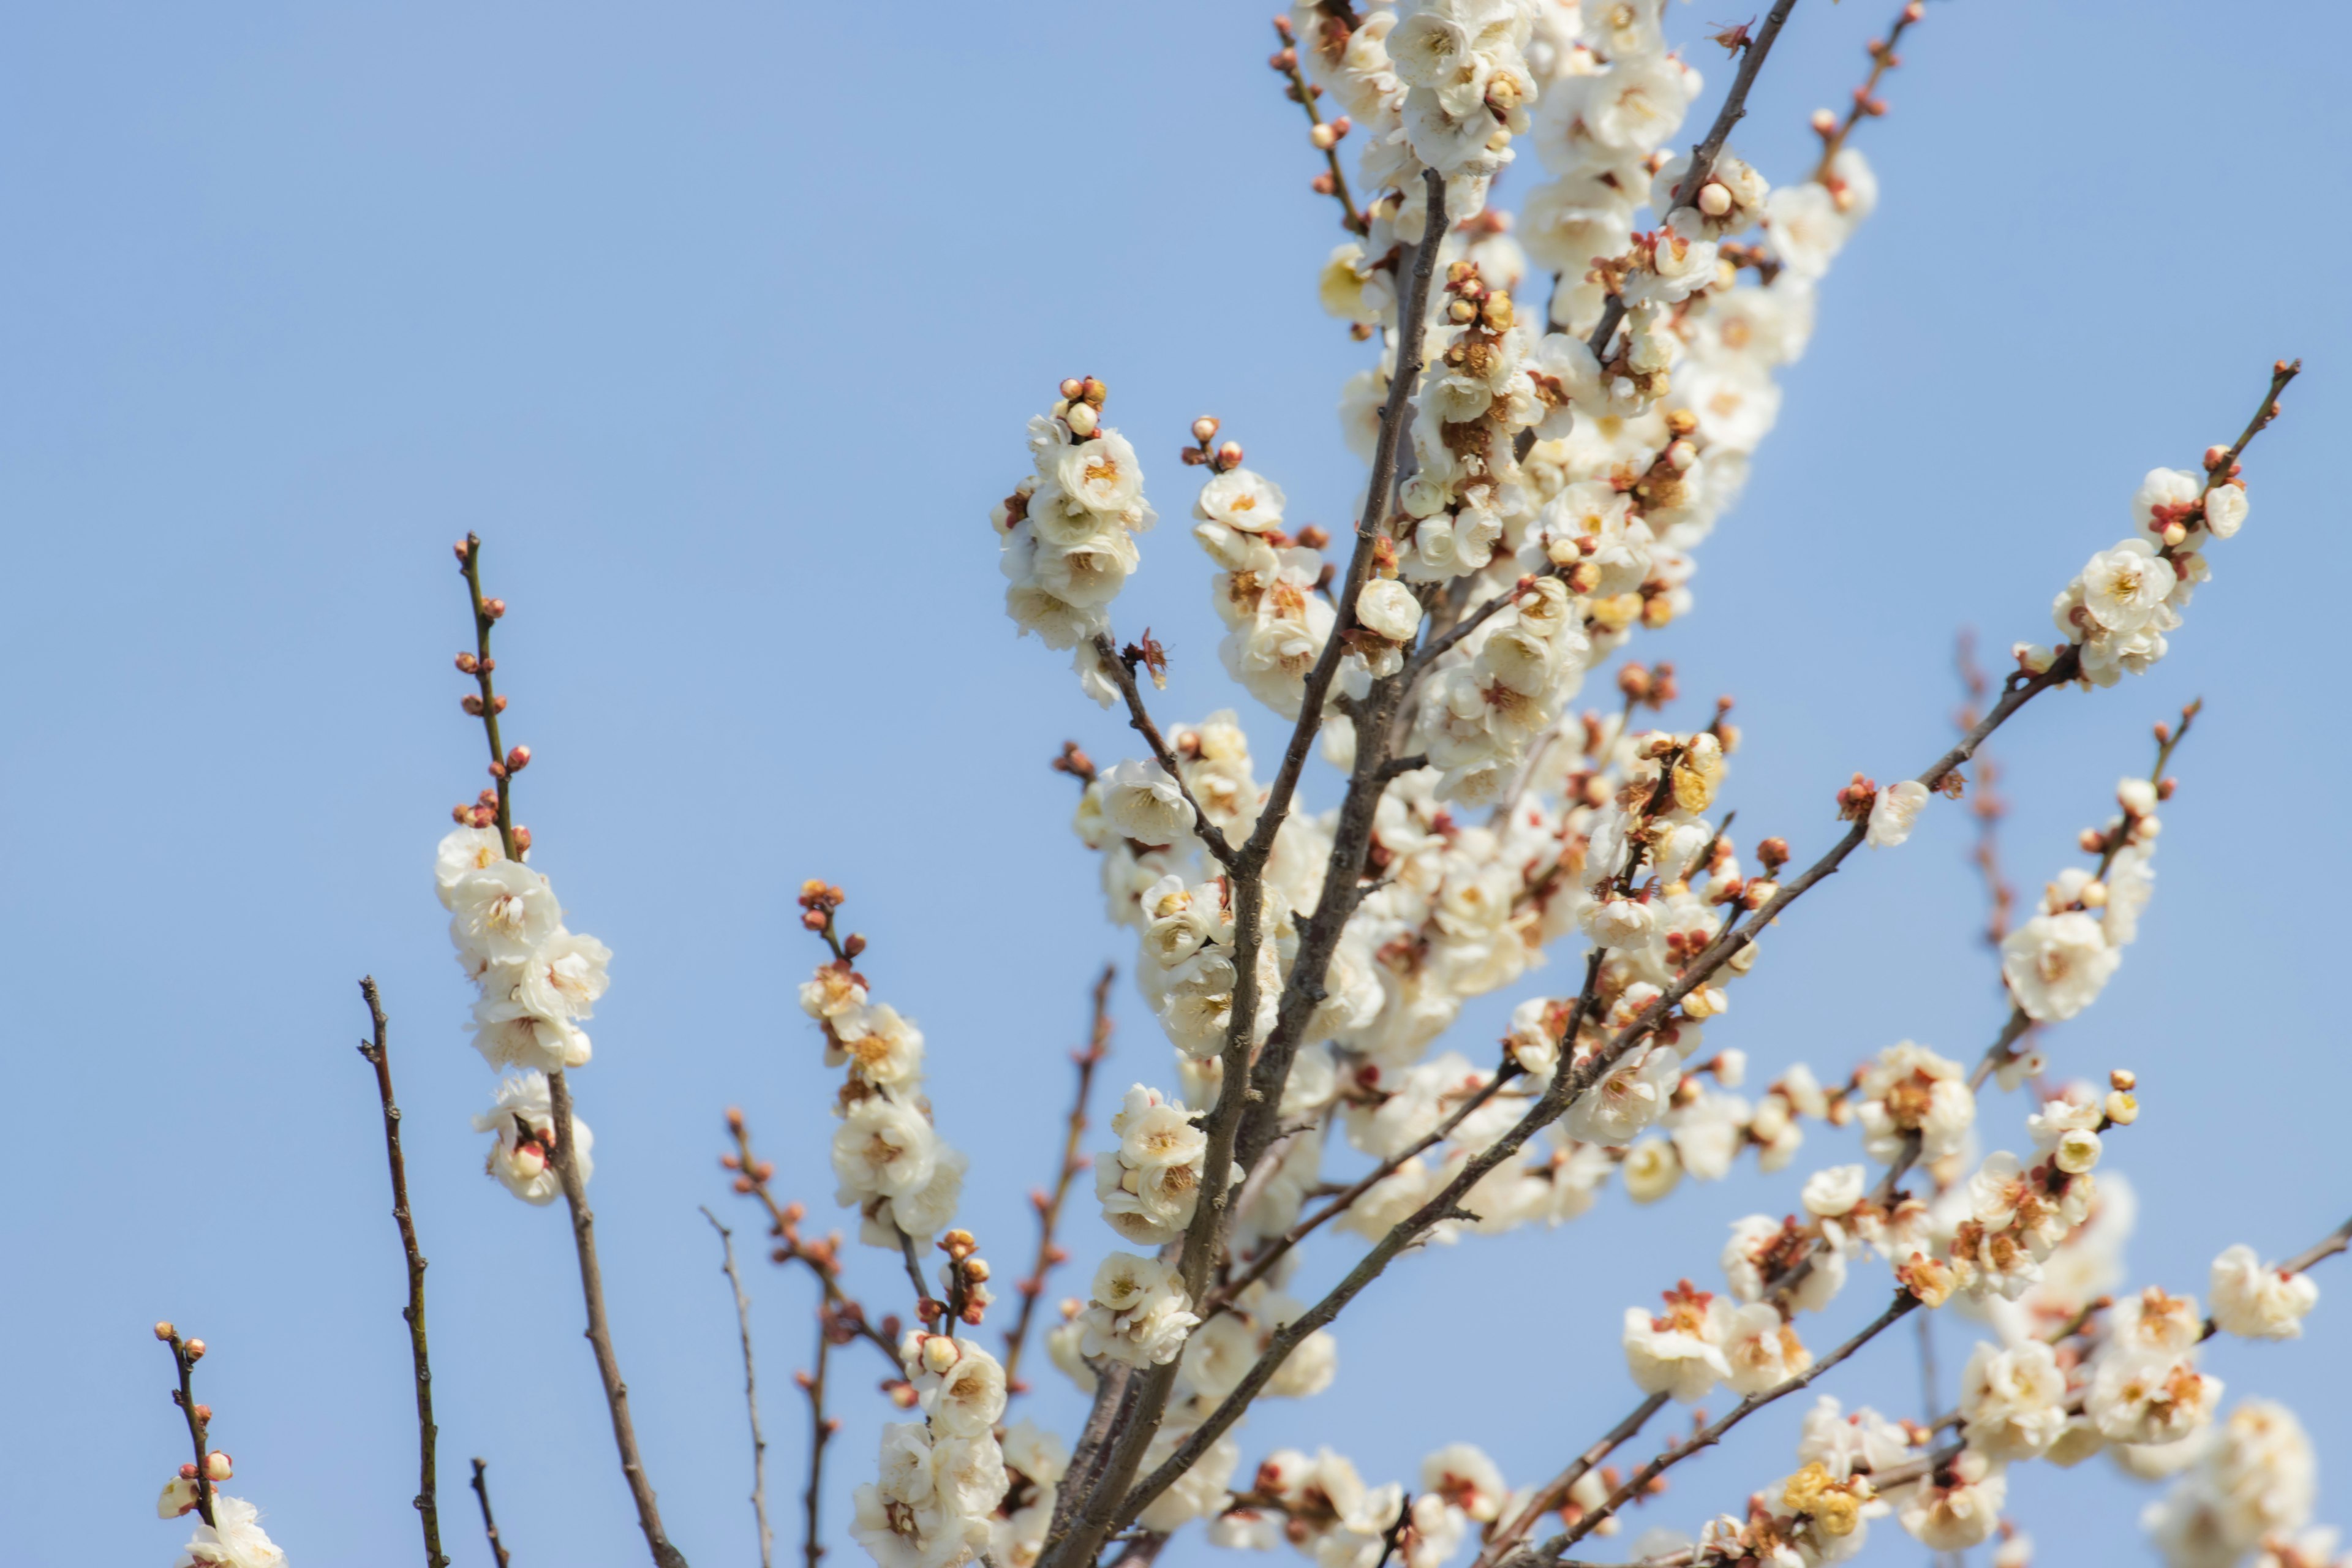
[506,745,531,772]
[1696,181,1732,217]
[205,1452,233,1481]
[921,1336,961,1374]
[1902,1,1923,19]
[1082,377,1107,405]
[1058,377,1085,401]
[1741,880,1777,910]
[2109,1068,2138,1091]
[155,1322,176,1341]
[2077,880,2108,908]
[1811,107,1838,135]
[1065,401,1099,437]
[184,1339,206,1360]
[1191,416,1220,443]
[2203,444,2231,472]
[843,932,868,958]
[1666,439,1698,470]
[483,597,506,619]
[2054,1128,2102,1175]
[1567,560,1601,595]
[462,694,484,715]
[1310,122,1338,150]
[2103,1090,2139,1126]
[453,539,473,563]
[456,652,479,674]
[511,825,532,854]
[1216,440,1244,469]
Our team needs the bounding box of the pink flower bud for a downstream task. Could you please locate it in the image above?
[154,1322,176,1341]
[205,1452,233,1481]
[1811,108,1838,135]
[1191,416,1221,443]
[483,597,507,619]
[1058,377,1085,401]
[506,745,531,771]
[184,1338,206,1360]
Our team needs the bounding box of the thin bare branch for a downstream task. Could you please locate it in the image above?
[159,1325,216,1528]
[703,1207,774,1568]
[470,1460,513,1568]
[356,977,448,1568]
[1005,966,1115,1394]
[1091,632,1238,866]
[800,1308,839,1568]
[724,1113,906,1378]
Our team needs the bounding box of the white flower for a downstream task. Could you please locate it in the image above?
[511,930,612,1020]
[1562,1045,1680,1146]
[469,984,592,1072]
[1895,1449,2006,1551]
[1853,1042,1973,1163]
[1721,1302,1809,1395]
[1623,1284,1731,1403]
[176,1496,288,1568]
[2209,1244,2321,1341]
[1421,1444,1506,1525]
[831,1003,927,1091]
[2143,1400,2316,1567]
[931,1433,1011,1526]
[1077,1253,1199,1367]
[2204,483,2249,540]
[2087,1349,2223,1447]
[1763,183,1850,280]
[1197,467,1287,533]
[1055,430,1145,514]
[1797,1396,1913,1482]
[434,826,506,908]
[1866,779,1929,848]
[472,1071,590,1204]
[1098,759,1193,846]
[2079,538,2179,635]
[1802,1165,1866,1219]
[447,859,562,963]
[833,1096,940,1204]
[888,1145,968,1241]
[2130,467,2203,535]
[913,1338,1008,1438]
[2000,911,2120,1022]
[1958,1340,2069,1460]
[1357,578,1425,643]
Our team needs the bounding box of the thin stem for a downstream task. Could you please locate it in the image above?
[163,1329,215,1528]
[1583,0,1802,361]
[456,534,516,861]
[1090,634,1237,865]
[1535,1294,1920,1558]
[801,1309,836,1568]
[725,1115,905,1376]
[1271,21,1364,235]
[470,1460,514,1568]
[1474,1392,1670,1568]
[356,977,448,1568]
[547,1068,688,1567]
[1005,966,1115,1393]
[703,1207,774,1568]
[1808,0,1926,182]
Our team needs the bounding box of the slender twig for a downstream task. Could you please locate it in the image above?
[1954,630,2019,950]
[1270,20,1364,235]
[1208,1059,1524,1314]
[1005,966,1115,1393]
[724,1114,905,1376]
[1475,1392,1670,1568]
[454,540,687,1568]
[1582,0,1802,361]
[470,1460,513,1568]
[1532,1294,1921,1559]
[799,1309,837,1568]
[357,978,448,1568]
[1090,634,1238,865]
[159,1326,215,1527]
[1809,0,1926,183]
[703,1208,774,1568]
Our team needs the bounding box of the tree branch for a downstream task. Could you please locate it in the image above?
[159,1325,216,1528]
[1091,632,1238,867]
[703,1207,774,1568]
[356,977,448,1568]
[724,1113,907,1378]
[800,1306,838,1568]
[469,1459,513,1568]
[1005,965,1115,1395]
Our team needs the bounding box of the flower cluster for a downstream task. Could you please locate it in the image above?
[2030,448,2259,687]
[1999,764,2169,1027]
[996,377,1157,706]
[853,1325,1012,1568]
[436,824,608,1202]
[797,883,968,1249]
[1095,1082,1212,1246]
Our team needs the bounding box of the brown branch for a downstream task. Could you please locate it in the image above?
[1583,0,1802,361]
[1208,1058,1525,1315]
[724,1114,905,1377]
[157,1324,216,1527]
[1475,1392,1671,1568]
[1808,0,1926,182]
[799,1308,838,1568]
[1005,965,1115,1394]
[1954,629,2019,950]
[452,543,687,1568]
[1270,21,1365,235]
[703,1207,774,1568]
[357,977,448,1568]
[1533,1294,1920,1559]
[1091,633,1238,867]
[470,1460,514,1568]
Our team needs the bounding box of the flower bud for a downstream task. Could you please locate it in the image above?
[1810,108,1838,135]
[2054,1128,2101,1175]
[1697,181,1732,217]
[205,1452,233,1481]
[2103,1090,2139,1126]
[1216,440,1244,469]
[453,539,473,563]
[483,597,506,619]
[456,652,479,674]
[1191,416,1220,443]
[155,1321,176,1341]
[1310,122,1338,150]
[185,1339,206,1360]
[506,745,531,772]
[158,1477,200,1518]
[1082,377,1107,405]
[511,825,532,854]
[1059,377,1085,401]
[921,1335,961,1375]
[2109,1068,2137,1091]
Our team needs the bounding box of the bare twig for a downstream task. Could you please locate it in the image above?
[453,539,687,1568]
[1809,0,1926,183]
[1090,633,1238,866]
[1005,966,1115,1394]
[799,1308,838,1568]
[356,977,448,1568]
[159,1325,216,1527]
[470,1460,513,1568]
[703,1207,774,1568]
[724,1113,905,1377]
[1475,1392,1670,1568]
[1269,20,1365,235]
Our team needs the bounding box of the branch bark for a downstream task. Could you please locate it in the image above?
[703,1207,774,1568]
[470,1459,514,1568]
[357,977,448,1568]
[1005,965,1115,1393]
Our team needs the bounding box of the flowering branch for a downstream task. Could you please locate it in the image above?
[701,1207,774,1568]
[1808,1,1926,183]
[1475,1392,1672,1568]
[1583,0,1802,361]
[1090,631,1238,865]
[1003,964,1115,1394]
[158,1324,216,1526]
[451,537,687,1568]
[1530,1294,1923,1561]
[469,1459,513,1568]
[356,976,449,1568]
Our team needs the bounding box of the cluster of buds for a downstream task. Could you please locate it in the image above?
[796,880,867,959]
[1178,414,1246,475]
[924,1227,995,1330]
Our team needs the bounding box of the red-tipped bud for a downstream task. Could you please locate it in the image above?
[1058,377,1084,401]
[843,932,868,958]
[205,1452,233,1481]
[511,825,532,854]
[1811,107,1838,135]
[492,694,508,713]
[456,652,480,674]
[488,761,508,780]
[505,745,531,772]
[193,1404,211,1422]
[154,1321,176,1341]
[1191,415,1221,443]
[453,540,473,563]
[801,910,829,932]
[462,695,484,715]
[184,1339,206,1360]
[483,597,507,619]
[1216,440,1245,469]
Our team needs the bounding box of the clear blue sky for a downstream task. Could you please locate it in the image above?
[1,2,2344,1563]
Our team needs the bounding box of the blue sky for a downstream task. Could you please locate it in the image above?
[1,2,2345,1564]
